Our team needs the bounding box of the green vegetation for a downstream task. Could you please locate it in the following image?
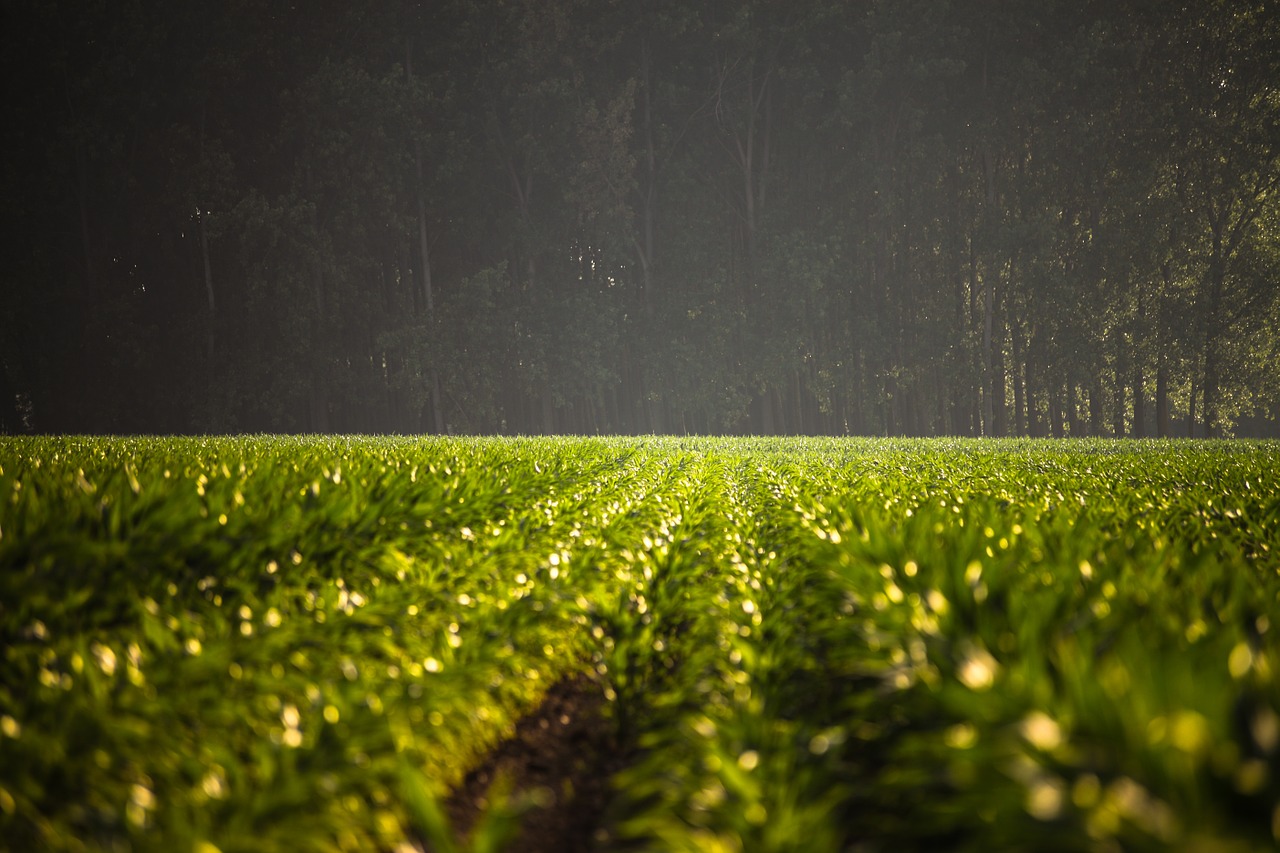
[2,436,1279,851]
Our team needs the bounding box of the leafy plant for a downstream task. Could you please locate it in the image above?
[1,437,1278,850]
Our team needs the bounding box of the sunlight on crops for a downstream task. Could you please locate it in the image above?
[0,436,1278,850]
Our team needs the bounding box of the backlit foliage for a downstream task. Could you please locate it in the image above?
[1,437,1278,850]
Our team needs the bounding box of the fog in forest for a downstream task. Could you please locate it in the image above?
[3,0,1278,437]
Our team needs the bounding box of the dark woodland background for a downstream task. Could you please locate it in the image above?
[3,0,1279,437]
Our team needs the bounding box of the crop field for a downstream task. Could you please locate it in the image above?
[2,436,1279,852]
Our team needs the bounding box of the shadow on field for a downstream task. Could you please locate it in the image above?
[443,676,629,852]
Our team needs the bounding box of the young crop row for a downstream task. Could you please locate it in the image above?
[1,437,1278,851]
[0,436,669,851]
[600,439,1280,850]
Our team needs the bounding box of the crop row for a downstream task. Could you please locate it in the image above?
[604,439,1280,850]
[1,437,1278,851]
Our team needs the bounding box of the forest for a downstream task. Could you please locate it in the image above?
[3,0,1278,437]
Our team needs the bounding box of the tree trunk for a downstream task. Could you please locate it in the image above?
[1201,216,1227,437]
[1156,263,1173,438]
[1133,364,1146,438]
[1066,382,1081,436]
[1011,321,1026,435]
[1090,375,1104,437]
[507,159,537,290]
[1112,380,1125,438]
[195,109,217,393]
[1203,349,1220,438]
[414,151,435,317]
[1048,385,1063,438]
[197,206,215,378]
[980,268,994,436]
[1112,330,1126,438]
[420,241,444,434]
[1133,286,1147,437]
[1188,374,1198,438]
[638,36,657,305]
[992,320,1007,437]
[1156,353,1170,438]
[407,42,445,435]
[1025,328,1043,437]
[1024,367,1039,438]
[718,51,773,292]
[309,258,330,434]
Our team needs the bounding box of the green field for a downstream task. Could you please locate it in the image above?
[2,436,1279,851]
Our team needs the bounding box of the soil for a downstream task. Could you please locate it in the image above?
[443,675,628,852]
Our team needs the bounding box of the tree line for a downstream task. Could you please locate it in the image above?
[3,0,1279,436]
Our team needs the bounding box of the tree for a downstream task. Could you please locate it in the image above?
[4,0,1278,436]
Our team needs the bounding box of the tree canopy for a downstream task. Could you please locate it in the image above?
[4,0,1278,436]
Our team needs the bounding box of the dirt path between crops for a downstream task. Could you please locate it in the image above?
[444,675,628,852]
